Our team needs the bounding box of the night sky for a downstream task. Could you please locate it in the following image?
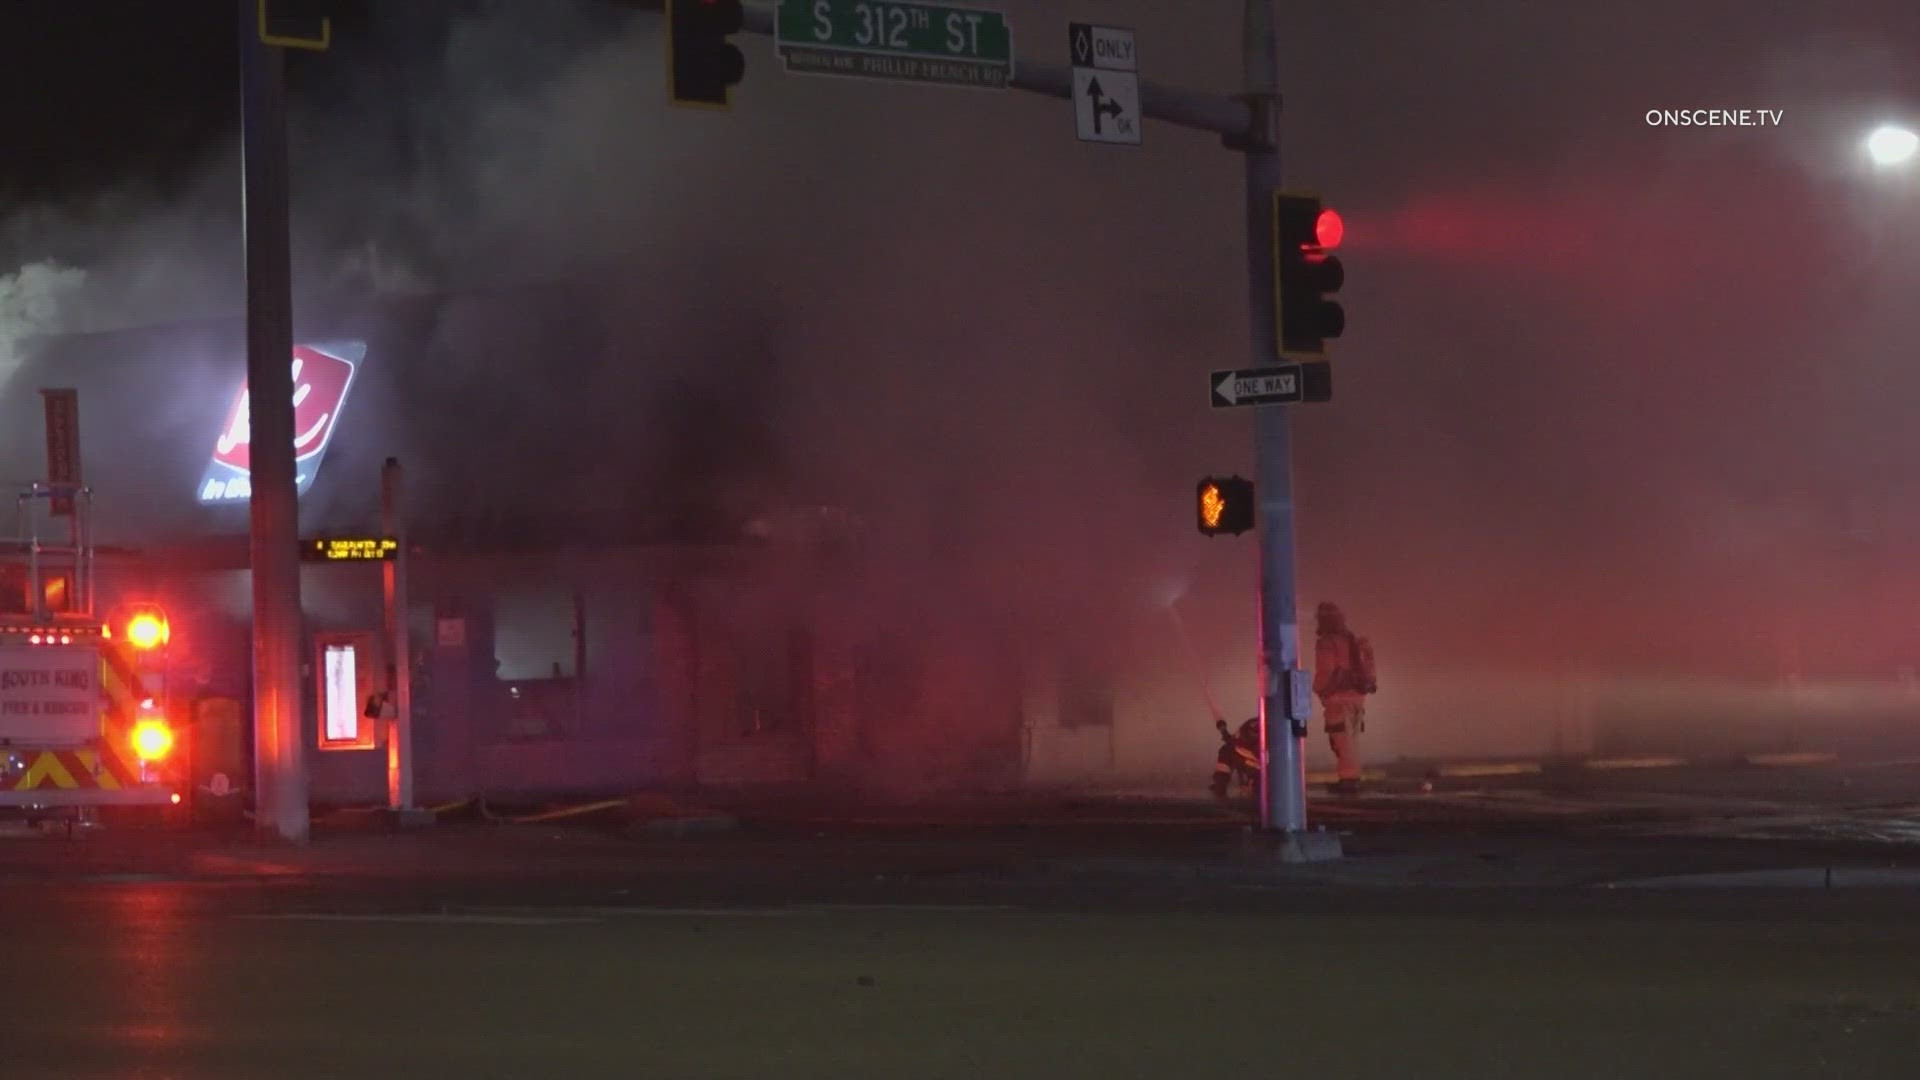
[1,4,229,199]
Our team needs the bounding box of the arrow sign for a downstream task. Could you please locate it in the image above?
[1212,367,1300,408]
[1068,23,1140,146]
[1209,363,1333,408]
[1084,77,1125,134]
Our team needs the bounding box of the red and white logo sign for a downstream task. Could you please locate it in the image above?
[198,342,364,504]
[212,345,357,471]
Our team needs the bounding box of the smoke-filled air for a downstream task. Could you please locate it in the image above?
[5,0,1920,789]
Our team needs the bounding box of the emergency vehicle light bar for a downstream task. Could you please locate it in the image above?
[0,624,106,640]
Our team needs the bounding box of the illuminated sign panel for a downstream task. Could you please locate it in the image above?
[321,642,360,743]
[197,341,365,505]
[303,537,398,563]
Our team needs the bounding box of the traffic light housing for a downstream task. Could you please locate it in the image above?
[1197,476,1256,537]
[667,0,745,109]
[258,0,331,51]
[1274,192,1345,358]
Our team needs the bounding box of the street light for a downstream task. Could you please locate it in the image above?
[1865,124,1918,168]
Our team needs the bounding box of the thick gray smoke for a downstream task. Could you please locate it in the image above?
[1,0,1250,779]
[0,262,85,392]
[10,0,1920,777]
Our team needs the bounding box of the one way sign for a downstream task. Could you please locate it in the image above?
[1209,363,1334,408]
[1069,23,1139,146]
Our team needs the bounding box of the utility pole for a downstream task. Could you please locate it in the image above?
[382,458,418,814]
[239,0,309,842]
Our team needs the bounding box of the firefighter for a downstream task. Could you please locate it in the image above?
[1313,602,1376,795]
[1210,716,1260,802]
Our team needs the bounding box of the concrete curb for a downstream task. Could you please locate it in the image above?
[1605,867,1920,889]
[476,795,743,836]
[639,813,742,837]
[1315,750,1841,784]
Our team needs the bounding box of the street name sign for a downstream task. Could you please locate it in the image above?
[1068,22,1139,145]
[777,1,1014,89]
[1209,363,1333,408]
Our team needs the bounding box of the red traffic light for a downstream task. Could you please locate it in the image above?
[1315,209,1344,251]
[1273,192,1346,356]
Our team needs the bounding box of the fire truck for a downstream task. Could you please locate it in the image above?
[0,483,183,829]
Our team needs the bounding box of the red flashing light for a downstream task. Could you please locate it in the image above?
[1315,208,1345,252]
[126,611,169,650]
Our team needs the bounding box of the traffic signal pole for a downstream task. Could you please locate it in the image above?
[1237,0,1312,836]
[239,0,311,842]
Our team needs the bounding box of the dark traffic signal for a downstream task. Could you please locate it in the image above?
[1197,476,1256,537]
[668,0,745,109]
[1273,192,1345,358]
[258,0,331,51]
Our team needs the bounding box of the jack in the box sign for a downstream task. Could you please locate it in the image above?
[197,341,365,505]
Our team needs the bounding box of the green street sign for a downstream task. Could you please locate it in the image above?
[776,0,1014,89]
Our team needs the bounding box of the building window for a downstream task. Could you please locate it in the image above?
[0,565,24,614]
[317,638,378,750]
[494,590,582,682]
[1058,663,1115,729]
[0,567,66,614]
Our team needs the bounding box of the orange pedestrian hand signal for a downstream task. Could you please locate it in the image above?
[1200,483,1226,530]
[1196,475,1255,536]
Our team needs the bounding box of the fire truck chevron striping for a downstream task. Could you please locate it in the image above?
[12,747,142,791]
[100,639,151,730]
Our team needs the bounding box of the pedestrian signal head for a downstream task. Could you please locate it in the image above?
[1197,476,1256,536]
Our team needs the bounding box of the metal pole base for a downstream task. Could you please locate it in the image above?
[1244,827,1344,864]
[254,805,312,843]
[390,807,438,829]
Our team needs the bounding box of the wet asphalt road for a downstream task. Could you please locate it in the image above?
[1299,761,1920,845]
[4,763,1920,1078]
[8,870,1920,1080]
[1012,760,1920,845]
